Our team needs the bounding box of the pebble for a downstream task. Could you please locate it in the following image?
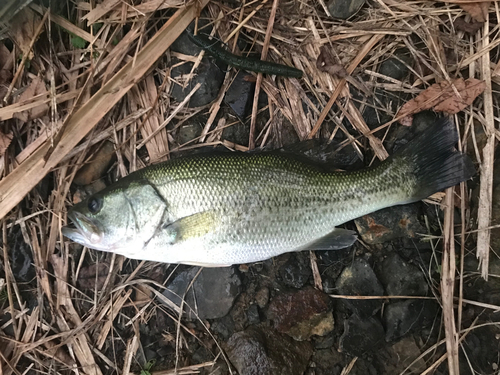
[382,337,427,374]
[377,253,428,296]
[327,0,365,19]
[335,258,384,317]
[224,70,255,120]
[10,228,35,282]
[378,50,412,81]
[177,122,202,145]
[162,266,241,320]
[268,286,334,341]
[254,286,270,308]
[383,300,424,341]
[339,315,385,357]
[384,299,438,342]
[278,253,312,289]
[226,324,313,375]
[170,58,225,107]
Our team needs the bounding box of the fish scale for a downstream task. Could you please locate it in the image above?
[63,119,475,266]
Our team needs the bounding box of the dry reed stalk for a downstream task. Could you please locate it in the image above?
[308,33,384,139]
[441,187,459,375]
[51,254,103,375]
[477,17,494,280]
[248,0,278,149]
[0,0,210,220]
[96,289,133,349]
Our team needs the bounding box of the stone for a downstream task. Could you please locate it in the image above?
[382,337,427,374]
[170,58,225,107]
[222,120,249,146]
[339,315,385,357]
[224,70,255,120]
[335,258,384,317]
[9,228,35,282]
[268,286,334,341]
[278,253,312,289]
[383,299,437,342]
[327,0,365,19]
[254,287,269,308]
[354,203,425,244]
[378,50,412,81]
[226,324,313,375]
[377,253,428,296]
[162,266,241,320]
[177,122,202,145]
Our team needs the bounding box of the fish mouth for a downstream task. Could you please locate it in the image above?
[62,210,103,247]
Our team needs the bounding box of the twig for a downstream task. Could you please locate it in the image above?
[477,14,494,280]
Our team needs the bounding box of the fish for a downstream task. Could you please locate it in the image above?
[62,119,475,267]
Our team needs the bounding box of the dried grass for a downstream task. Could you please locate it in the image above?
[0,0,498,374]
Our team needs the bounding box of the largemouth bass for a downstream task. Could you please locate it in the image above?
[63,119,475,266]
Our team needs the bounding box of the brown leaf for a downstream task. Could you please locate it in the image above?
[397,78,486,125]
[458,1,491,22]
[0,42,12,70]
[9,8,41,59]
[0,131,13,156]
[454,17,483,34]
[13,76,49,122]
[77,263,111,290]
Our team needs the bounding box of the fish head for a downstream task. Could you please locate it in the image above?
[62,180,168,256]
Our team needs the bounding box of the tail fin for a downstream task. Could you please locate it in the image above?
[397,118,475,202]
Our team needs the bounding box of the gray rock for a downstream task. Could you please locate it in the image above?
[10,228,35,282]
[339,315,385,357]
[170,58,225,107]
[162,266,241,320]
[377,253,428,296]
[226,324,313,375]
[177,122,202,145]
[335,258,384,317]
[278,253,312,289]
[222,121,249,146]
[224,70,255,120]
[382,337,427,374]
[383,300,427,341]
[378,50,412,81]
[327,0,365,19]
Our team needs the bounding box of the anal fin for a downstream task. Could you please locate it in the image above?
[298,228,357,251]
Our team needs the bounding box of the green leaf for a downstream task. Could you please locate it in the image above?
[70,34,87,49]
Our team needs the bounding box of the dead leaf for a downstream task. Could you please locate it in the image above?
[397,78,486,126]
[0,42,12,70]
[77,263,111,290]
[13,76,49,122]
[0,131,13,156]
[317,45,348,78]
[9,7,41,59]
[454,17,483,34]
[458,1,490,22]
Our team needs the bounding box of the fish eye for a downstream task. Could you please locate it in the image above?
[87,196,102,214]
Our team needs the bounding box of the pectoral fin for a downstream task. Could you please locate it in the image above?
[299,228,357,251]
[162,211,219,244]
